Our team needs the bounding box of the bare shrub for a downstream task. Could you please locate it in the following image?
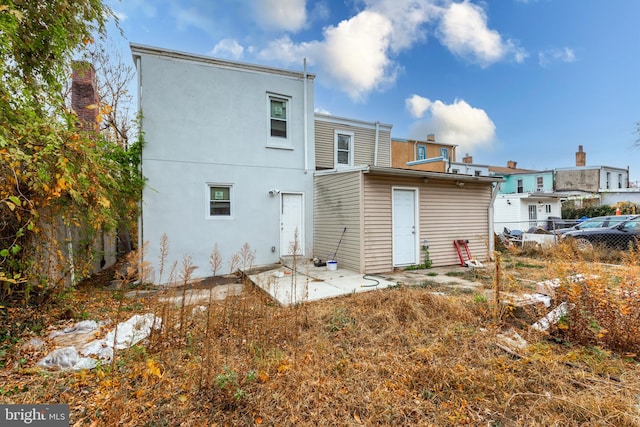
[552,257,640,355]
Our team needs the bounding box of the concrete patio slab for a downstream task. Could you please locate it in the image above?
[247,261,399,306]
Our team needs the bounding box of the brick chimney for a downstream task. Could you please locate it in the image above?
[507,160,517,169]
[426,134,435,142]
[462,153,473,164]
[71,61,99,133]
[576,145,586,167]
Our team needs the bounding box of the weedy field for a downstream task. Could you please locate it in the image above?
[1,243,640,426]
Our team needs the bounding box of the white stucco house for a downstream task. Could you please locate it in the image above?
[131,44,315,283]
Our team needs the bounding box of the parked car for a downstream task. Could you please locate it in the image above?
[561,217,640,250]
[552,215,638,235]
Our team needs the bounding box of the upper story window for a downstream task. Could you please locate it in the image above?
[536,176,544,191]
[618,173,623,189]
[440,147,449,160]
[474,170,482,177]
[517,179,524,193]
[335,130,354,167]
[545,204,552,214]
[267,94,291,148]
[452,169,459,174]
[417,144,426,160]
[606,172,611,189]
[209,184,232,217]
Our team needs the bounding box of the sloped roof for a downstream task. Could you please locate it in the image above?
[488,165,539,175]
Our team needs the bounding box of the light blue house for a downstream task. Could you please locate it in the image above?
[489,162,564,231]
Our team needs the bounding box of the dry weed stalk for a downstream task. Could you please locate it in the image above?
[178,255,197,336]
[200,243,223,388]
[493,251,502,322]
[109,249,142,369]
[157,233,169,285]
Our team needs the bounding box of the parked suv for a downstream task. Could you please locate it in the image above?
[552,215,637,235]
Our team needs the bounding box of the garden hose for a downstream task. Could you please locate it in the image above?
[361,274,381,287]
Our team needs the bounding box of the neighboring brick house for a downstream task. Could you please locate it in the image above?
[391,134,456,172]
[555,146,635,207]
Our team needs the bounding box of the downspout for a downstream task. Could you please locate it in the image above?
[374,121,379,166]
[303,58,308,174]
[488,181,501,260]
[413,140,417,166]
[135,54,144,275]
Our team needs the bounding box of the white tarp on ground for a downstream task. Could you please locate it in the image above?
[37,314,162,371]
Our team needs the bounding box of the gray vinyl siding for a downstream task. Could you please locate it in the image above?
[313,172,362,271]
[315,120,335,169]
[376,129,391,167]
[314,120,391,169]
[362,175,395,273]
[362,175,492,272]
[421,181,491,266]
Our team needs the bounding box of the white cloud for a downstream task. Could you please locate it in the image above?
[314,107,331,115]
[259,11,398,102]
[407,97,495,153]
[259,35,312,66]
[259,0,526,100]
[252,0,307,32]
[320,11,396,101]
[362,0,441,51]
[112,10,128,22]
[211,39,245,60]
[437,1,527,67]
[406,94,432,118]
[538,47,576,67]
[173,6,214,34]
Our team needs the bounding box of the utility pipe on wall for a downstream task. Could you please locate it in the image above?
[374,121,379,166]
[303,58,308,174]
[488,181,501,260]
[135,53,145,276]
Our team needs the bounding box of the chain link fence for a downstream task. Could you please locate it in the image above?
[496,216,640,251]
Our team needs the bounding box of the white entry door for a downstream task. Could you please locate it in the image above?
[528,204,537,227]
[281,193,304,256]
[393,188,417,265]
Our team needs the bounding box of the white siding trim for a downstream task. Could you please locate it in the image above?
[334,129,355,167]
[206,182,235,220]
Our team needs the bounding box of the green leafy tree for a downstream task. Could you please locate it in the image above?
[0,1,142,301]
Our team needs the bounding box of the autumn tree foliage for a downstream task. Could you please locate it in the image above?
[0,2,143,300]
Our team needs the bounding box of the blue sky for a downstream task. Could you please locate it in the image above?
[108,0,640,182]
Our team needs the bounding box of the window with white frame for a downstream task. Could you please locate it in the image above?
[209,185,232,217]
[335,130,354,167]
[606,172,611,189]
[618,174,623,189]
[545,204,552,214]
[536,176,544,191]
[267,94,291,147]
[517,179,524,193]
[440,147,449,159]
[417,144,426,160]
[474,170,482,177]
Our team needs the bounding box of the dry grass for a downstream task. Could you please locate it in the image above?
[1,245,640,426]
